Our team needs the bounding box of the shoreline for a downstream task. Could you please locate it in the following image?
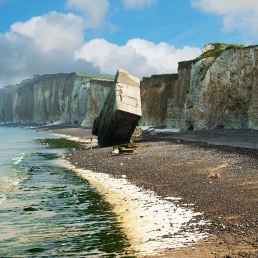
[66,166,208,256]
[36,125,258,257]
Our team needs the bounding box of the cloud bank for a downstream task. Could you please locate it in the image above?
[0,11,100,87]
[191,0,258,34]
[0,1,201,88]
[0,13,200,88]
[75,38,200,78]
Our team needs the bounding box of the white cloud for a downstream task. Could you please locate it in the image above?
[75,38,201,78]
[0,12,100,88]
[0,4,202,88]
[6,12,84,52]
[65,0,110,28]
[122,0,157,9]
[191,0,258,34]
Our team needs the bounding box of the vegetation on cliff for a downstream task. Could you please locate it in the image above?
[192,42,245,63]
[76,72,114,80]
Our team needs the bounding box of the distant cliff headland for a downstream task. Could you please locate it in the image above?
[1,43,258,131]
[0,72,113,126]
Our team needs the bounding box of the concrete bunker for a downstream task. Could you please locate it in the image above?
[92,69,142,147]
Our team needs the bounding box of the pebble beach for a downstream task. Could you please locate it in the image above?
[39,125,258,257]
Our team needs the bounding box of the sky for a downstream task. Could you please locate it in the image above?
[0,0,258,88]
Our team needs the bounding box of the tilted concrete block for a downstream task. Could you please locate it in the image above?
[92,69,142,147]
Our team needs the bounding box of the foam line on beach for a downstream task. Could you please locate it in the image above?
[62,161,208,256]
[0,193,7,205]
[12,156,23,165]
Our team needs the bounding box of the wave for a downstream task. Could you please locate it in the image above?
[0,193,7,206]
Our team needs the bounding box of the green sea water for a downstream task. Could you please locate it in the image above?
[0,127,134,257]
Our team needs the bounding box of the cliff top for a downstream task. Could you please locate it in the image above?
[1,72,115,91]
[76,72,114,81]
[192,42,258,63]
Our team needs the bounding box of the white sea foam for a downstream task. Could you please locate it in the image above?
[0,193,7,205]
[3,176,20,189]
[43,121,62,126]
[12,156,23,165]
[11,179,20,186]
[63,162,209,256]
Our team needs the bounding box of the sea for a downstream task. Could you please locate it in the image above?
[0,126,133,258]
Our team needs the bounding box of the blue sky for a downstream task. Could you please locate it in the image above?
[0,0,257,87]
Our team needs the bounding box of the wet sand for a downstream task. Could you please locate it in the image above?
[39,125,258,257]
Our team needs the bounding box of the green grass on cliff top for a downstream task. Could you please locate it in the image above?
[3,73,114,90]
[192,42,246,64]
[76,72,114,80]
[8,84,20,89]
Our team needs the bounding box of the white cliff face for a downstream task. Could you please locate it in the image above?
[180,57,215,130]
[81,80,112,127]
[180,46,258,130]
[30,74,76,123]
[70,76,92,123]
[0,73,113,125]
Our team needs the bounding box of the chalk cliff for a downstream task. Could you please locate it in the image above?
[141,43,258,131]
[81,79,112,127]
[178,45,258,130]
[139,74,178,126]
[0,43,257,132]
[0,73,113,124]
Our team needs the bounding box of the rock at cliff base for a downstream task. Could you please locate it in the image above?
[130,126,143,142]
[92,69,142,147]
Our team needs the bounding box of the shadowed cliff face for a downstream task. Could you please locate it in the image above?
[139,61,193,128]
[139,74,178,126]
[81,80,112,127]
[166,61,193,129]
[0,86,14,122]
[0,73,113,124]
